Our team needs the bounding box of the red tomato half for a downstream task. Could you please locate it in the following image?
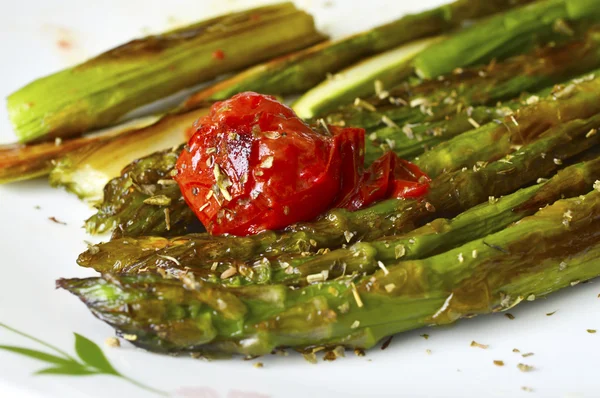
[176,92,429,236]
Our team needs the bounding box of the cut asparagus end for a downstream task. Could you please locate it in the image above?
[0,116,158,185]
[49,108,207,203]
[0,141,91,184]
[7,3,325,143]
[292,36,443,119]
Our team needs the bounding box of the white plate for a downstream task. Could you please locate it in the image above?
[0,1,599,397]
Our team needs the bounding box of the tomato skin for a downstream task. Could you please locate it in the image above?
[390,158,431,199]
[176,92,430,236]
[335,151,394,211]
[176,92,344,235]
[334,153,431,211]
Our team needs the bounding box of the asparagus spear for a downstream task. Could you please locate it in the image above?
[414,0,600,79]
[283,155,600,284]
[85,146,200,238]
[364,29,600,161]
[363,108,497,164]
[7,3,325,143]
[182,0,537,108]
[294,0,600,118]
[48,32,600,201]
[78,112,600,276]
[59,189,600,356]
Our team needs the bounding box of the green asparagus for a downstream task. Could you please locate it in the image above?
[59,189,600,356]
[325,26,600,137]
[2,0,543,187]
[291,37,442,118]
[48,0,600,361]
[286,155,600,284]
[7,3,325,143]
[83,145,198,237]
[364,29,600,161]
[414,73,600,177]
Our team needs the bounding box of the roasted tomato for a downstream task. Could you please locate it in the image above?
[176,92,429,236]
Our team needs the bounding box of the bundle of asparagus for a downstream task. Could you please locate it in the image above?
[68,80,600,356]
[4,0,600,360]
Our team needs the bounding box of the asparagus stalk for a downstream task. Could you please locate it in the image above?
[7,3,325,143]
[59,189,600,356]
[181,0,537,108]
[363,107,497,164]
[281,156,600,284]
[49,109,207,202]
[365,29,600,161]
[365,80,574,163]
[294,0,600,118]
[414,0,600,79]
[78,112,600,275]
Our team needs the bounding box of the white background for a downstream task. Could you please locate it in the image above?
[0,1,599,397]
